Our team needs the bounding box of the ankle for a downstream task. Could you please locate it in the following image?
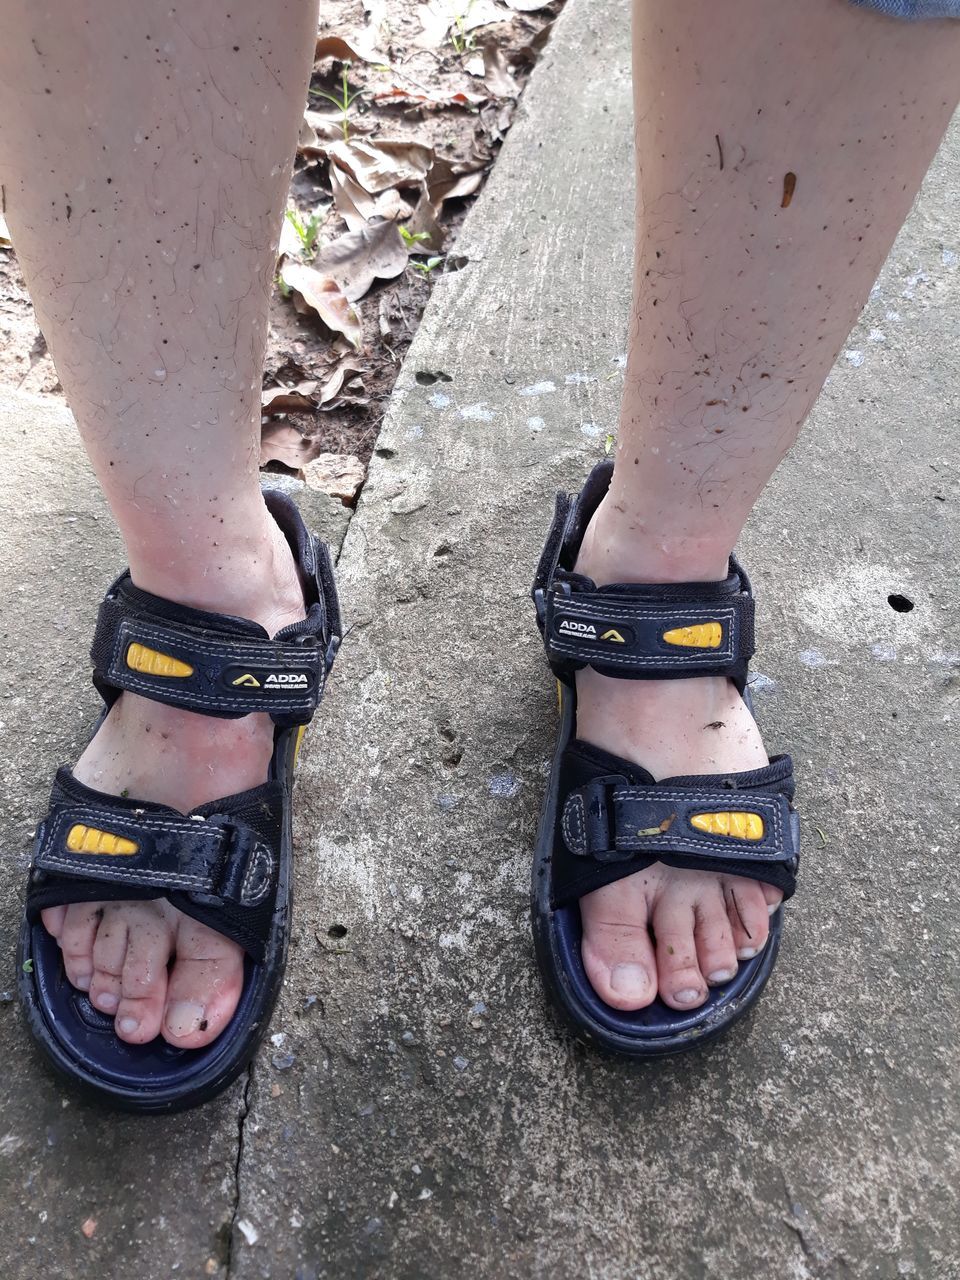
[575,495,733,586]
[124,499,305,633]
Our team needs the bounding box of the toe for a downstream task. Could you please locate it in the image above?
[41,906,67,941]
[162,917,244,1049]
[722,875,771,960]
[651,890,708,1010]
[692,885,739,986]
[89,909,129,1016]
[114,908,174,1044]
[59,903,104,992]
[579,876,658,1011]
[760,882,784,915]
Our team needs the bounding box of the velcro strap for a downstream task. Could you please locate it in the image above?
[33,806,275,907]
[92,589,326,722]
[541,581,754,679]
[561,776,796,870]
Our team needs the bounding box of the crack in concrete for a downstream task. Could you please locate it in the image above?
[224,1062,254,1279]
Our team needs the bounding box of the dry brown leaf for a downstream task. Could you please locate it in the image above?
[425,158,485,209]
[482,43,520,98]
[362,0,389,37]
[298,110,374,158]
[314,219,410,302]
[278,210,304,261]
[326,138,434,194]
[262,380,319,415]
[302,453,366,503]
[415,0,504,49]
[328,161,379,231]
[279,260,363,349]
[370,84,486,109]
[314,31,386,65]
[261,424,316,469]
[318,358,366,407]
[405,194,446,254]
[478,100,514,145]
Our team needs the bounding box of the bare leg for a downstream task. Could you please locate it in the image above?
[576,0,960,1010]
[0,0,319,1046]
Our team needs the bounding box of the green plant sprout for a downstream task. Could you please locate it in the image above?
[399,226,431,250]
[411,255,444,275]
[310,64,364,141]
[449,3,478,54]
[285,207,324,261]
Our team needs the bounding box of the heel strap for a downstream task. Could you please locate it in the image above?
[90,493,341,726]
[532,464,754,690]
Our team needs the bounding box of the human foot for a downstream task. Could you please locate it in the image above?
[40,509,306,1048]
[573,507,783,1013]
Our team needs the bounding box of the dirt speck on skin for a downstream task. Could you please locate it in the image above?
[0,0,564,477]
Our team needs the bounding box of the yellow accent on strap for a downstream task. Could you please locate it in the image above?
[294,723,307,768]
[232,673,261,688]
[600,628,626,644]
[662,622,722,649]
[126,642,194,678]
[690,811,764,841]
[66,824,139,856]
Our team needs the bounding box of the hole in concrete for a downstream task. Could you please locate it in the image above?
[438,724,456,742]
[887,593,914,613]
[328,923,348,939]
[434,543,452,557]
[415,370,452,386]
[375,446,396,459]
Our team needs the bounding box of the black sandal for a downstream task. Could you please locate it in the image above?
[531,460,800,1056]
[18,492,341,1111]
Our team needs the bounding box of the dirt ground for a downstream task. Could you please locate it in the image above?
[0,0,562,488]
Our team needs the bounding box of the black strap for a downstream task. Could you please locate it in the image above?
[561,776,795,869]
[31,801,275,908]
[91,582,329,723]
[531,463,755,689]
[88,492,341,725]
[537,571,755,684]
[550,746,800,907]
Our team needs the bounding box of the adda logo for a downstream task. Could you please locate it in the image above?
[557,619,597,639]
[556,620,627,644]
[228,669,312,692]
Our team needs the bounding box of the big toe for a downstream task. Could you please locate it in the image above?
[162,917,245,1049]
[579,878,658,1010]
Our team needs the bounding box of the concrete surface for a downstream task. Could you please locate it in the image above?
[1,0,959,1275]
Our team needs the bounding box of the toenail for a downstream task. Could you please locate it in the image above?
[73,973,92,991]
[610,963,651,997]
[95,992,119,1012]
[674,988,702,1005]
[707,968,736,985]
[737,946,759,959]
[118,1016,139,1035]
[768,902,780,916]
[165,1000,205,1037]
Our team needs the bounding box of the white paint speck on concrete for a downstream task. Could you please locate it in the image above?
[458,403,495,421]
